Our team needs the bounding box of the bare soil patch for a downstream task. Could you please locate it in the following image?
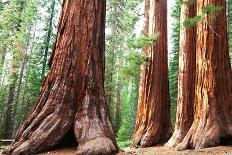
[34,145,232,155]
[2,145,232,154]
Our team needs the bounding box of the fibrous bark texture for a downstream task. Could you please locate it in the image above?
[165,1,196,148]
[131,0,172,148]
[3,0,117,155]
[176,0,232,150]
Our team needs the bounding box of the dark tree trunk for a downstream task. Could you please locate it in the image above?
[114,73,121,132]
[2,1,26,138]
[18,57,30,127]
[131,0,172,148]
[105,30,115,120]
[176,0,232,150]
[165,0,196,148]
[17,29,36,128]
[13,54,28,132]
[41,0,56,81]
[3,0,117,154]
[14,56,27,106]
[105,4,117,120]
[114,48,123,132]
[4,74,17,139]
[0,48,7,77]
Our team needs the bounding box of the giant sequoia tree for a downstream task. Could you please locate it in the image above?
[3,0,117,154]
[165,0,196,148]
[176,0,232,150]
[131,0,172,147]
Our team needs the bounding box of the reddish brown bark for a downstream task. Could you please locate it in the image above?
[131,0,172,148]
[165,1,196,148]
[176,0,232,150]
[3,0,117,154]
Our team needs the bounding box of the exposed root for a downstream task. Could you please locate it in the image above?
[3,112,75,155]
[165,129,188,148]
[140,131,156,147]
[2,78,77,155]
[132,125,172,148]
[175,122,223,151]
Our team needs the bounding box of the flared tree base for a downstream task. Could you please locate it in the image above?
[74,95,117,155]
[165,129,188,148]
[175,122,232,151]
[76,137,116,155]
[3,95,117,155]
[132,125,172,148]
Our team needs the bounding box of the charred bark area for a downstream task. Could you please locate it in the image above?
[176,0,232,150]
[131,0,172,148]
[165,1,196,148]
[3,0,117,155]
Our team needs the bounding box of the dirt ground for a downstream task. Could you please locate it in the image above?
[1,145,232,154]
[36,145,232,155]
[123,145,232,155]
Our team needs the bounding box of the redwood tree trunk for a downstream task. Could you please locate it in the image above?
[3,0,117,154]
[131,0,172,148]
[176,0,232,150]
[165,0,196,148]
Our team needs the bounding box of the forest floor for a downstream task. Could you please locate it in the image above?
[37,145,232,155]
[1,145,232,154]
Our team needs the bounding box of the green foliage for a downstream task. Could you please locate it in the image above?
[105,0,143,146]
[117,139,132,148]
[183,15,204,28]
[120,51,147,80]
[0,86,7,137]
[0,0,59,137]
[178,0,195,5]
[202,6,223,14]
[130,33,159,49]
[169,0,181,126]
[0,2,3,11]
[117,80,139,142]
[183,5,223,28]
